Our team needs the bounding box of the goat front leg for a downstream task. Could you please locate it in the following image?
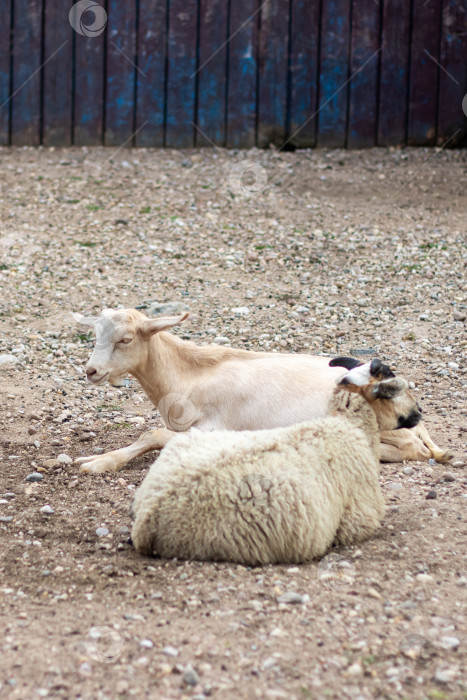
[413,422,454,463]
[379,428,431,463]
[75,428,174,474]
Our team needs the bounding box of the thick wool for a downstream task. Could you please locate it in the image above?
[131,389,385,566]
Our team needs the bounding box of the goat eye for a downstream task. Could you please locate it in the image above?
[118,337,132,345]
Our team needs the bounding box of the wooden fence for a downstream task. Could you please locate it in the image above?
[0,0,466,148]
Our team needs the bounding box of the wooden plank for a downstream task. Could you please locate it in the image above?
[165,0,198,148]
[377,0,411,146]
[288,0,320,148]
[407,0,442,146]
[0,2,12,145]
[11,0,43,146]
[226,0,258,148]
[437,0,467,145]
[43,0,73,146]
[347,1,381,149]
[196,0,228,146]
[317,0,351,148]
[105,0,137,146]
[135,0,167,147]
[73,5,107,145]
[257,0,290,148]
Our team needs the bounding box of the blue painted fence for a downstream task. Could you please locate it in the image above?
[0,0,466,148]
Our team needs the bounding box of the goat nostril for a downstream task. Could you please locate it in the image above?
[86,367,96,377]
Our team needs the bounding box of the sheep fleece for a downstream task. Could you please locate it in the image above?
[131,398,385,566]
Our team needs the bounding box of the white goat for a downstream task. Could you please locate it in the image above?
[131,368,405,565]
[75,309,452,474]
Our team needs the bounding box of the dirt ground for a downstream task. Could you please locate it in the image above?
[0,145,466,700]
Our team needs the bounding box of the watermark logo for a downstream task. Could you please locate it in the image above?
[238,473,273,507]
[398,634,434,668]
[85,626,123,663]
[228,160,268,198]
[317,552,356,589]
[462,93,467,118]
[158,393,202,432]
[69,0,108,37]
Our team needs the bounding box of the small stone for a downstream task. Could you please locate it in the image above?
[435,668,457,684]
[3,493,16,499]
[182,664,200,687]
[147,301,190,317]
[96,527,109,537]
[231,306,250,315]
[428,458,436,466]
[448,361,459,370]
[277,591,304,605]
[416,573,433,583]
[0,354,17,368]
[402,466,413,476]
[355,299,367,307]
[140,639,154,649]
[162,646,179,657]
[453,309,466,321]
[40,505,54,515]
[119,526,130,536]
[213,336,229,345]
[443,472,456,482]
[451,459,465,468]
[57,454,72,465]
[426,490,437,500]
[439,637,459,650]
[0,516,13,523]
[43,459,59,469]
[26,472,43,482]
[128,416,145,424]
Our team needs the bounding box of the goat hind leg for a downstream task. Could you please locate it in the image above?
[413,422,453,463]
[379,429,431,463]
[76,428,174,474]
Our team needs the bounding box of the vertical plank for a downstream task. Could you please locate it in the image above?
[257,0,290,148]
[288,0,320,148]
[437,0,467,145]
[73,6,106,145]
[408,0,442,146]
[377,0,411,146]
[317,0,351,148]
[196,0,228,146]
[226,0,258,148]
[166,0,198,148]
[105,0,137,146]
[347,1,381,149]
[135,0,167,147]
[11,0,43,146]
[0,2,12,145]
[43,0,73,146]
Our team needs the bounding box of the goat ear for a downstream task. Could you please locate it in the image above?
[140,312,189,336]
[372,377,408,399]
[370,358,395,379]
[337,361,372,387]
[329,356,362,371]
[72,312,98,331]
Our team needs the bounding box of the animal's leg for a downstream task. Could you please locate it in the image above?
[413,422,454,463]
[75,428,175,474]
[379,429,431,463]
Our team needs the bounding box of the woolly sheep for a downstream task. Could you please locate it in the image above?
[130,373,409,566]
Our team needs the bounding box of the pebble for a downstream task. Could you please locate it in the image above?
[25,472,43,482]
[0,516,13,523]
[40,505,54,515]
[426,490,437,500]
[147,301,190,316]
[95,527,109,537]
[0,354,17,368]
[386,482,403,490]
[453,309,466,321]
[428,458,436,466]
[213,336,229,345]
[57,454,72,465]
[451,459,465,468]
[231,306,250,315]
[162,646,179,657]
[442,472,455,482]
[277,591,306,605]
[3,493,16,499]
[402,466,413,476]
[434,668,457,684]
[439,636,459,650]
[139,639,154,649]
[43,459,59,468]
[182,664,200,687]
[416,573,433,583]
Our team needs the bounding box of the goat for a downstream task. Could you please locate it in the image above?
[74,309,452,474]
[130,368,410,565]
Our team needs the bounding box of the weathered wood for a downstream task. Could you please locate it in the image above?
[105,0,137,146]
[11,0,42,145]
[73,8,106,145]
[288,0,320,148]
[135,0,167,147]
[437,0,467,145]
[0,2,12,145]
[43,0,73,147]
[226,0,258,148]
[258,0,290,148]
[377,0,411,146]
[196,0,228,146]
[347,1,381,149]
[407,0,442,146]
[317,0,351,148]
[165,0,198,148]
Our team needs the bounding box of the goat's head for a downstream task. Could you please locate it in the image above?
[76,308,189,386]
[330,357,422,431]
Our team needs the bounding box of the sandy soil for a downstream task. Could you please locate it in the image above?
[0,145,466,700]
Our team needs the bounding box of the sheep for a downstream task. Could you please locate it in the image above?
[74,308,452,474]
[130,367,409,566]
